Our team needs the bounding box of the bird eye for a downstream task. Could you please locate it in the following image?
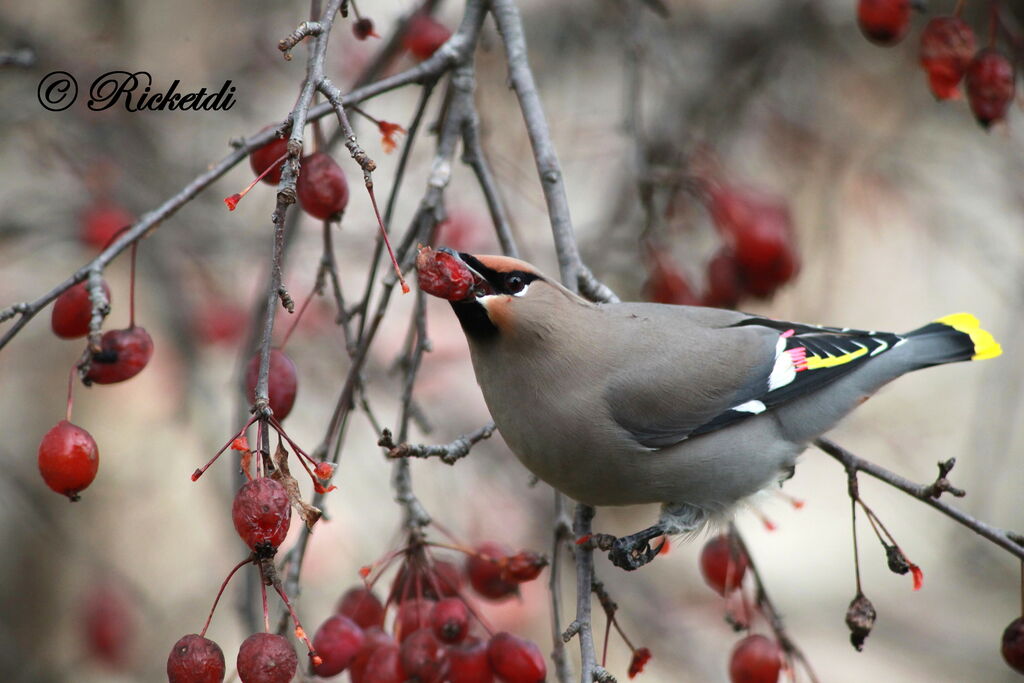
[505,274,525,294]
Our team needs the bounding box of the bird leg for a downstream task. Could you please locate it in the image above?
[606,525,666,571]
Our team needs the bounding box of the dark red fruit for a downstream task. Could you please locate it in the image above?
[966,48,1016,129]
[249,130,288,186]
[504,551,547,583]
[193,300,248,346]
[350,627,393,683]
[390,559,464,603]
[466,542,518,602]
[80,202,134,250]
[84,326,154,384]
[167,634,226,683]
[336,587,386,630]
[353,17,377,40]
[448,637,495,683]
[918,17,976,100]
[487,632,546,683]
[236,633,297,683]
[432,597,470,644]
[643,251,699,306]
[699,534,749,596]
[357,643,406,683]
[703,248,742,308]
[296,152,349,220]
[52,280,111,339]
[417,247,476,302]
[231,477,292,553]
[245,349,298,421]
[1003,617,1024,675]
[728,634,782,683]
[396,598,436,642]
[400,628,447,683]
[38,420,99,500]
[857,0,910,46]
[312,614,365,677]
[81,581,134,668]
[403,14,451,61]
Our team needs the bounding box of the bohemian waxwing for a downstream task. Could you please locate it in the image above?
[417,248,1002,570]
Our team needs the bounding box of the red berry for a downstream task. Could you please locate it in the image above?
[85,326,154,384]
[231,477,292,553]
[391,559,464,603]
[403,14,451,61]
[236,633,297,683]
[350,627,394,683]
[728,634,782,683]
[487,632,546,683]
[249,130,288,186]
[357,642,406,683]
[1003,617,1024,675]
[466,542,518,602]
[80,201,134,250]
[193,300,248,346]
[643,251,699,306]
[416,247,476,302]
[699,534,749,596]
[245,349,298,421]
[353,17,377,40]
[81,581,135,668]
[336,587,386,630]
[918,17,976,100]
[448,637,495,683]
[966,48,1016,129]
[38,420,99,500]
[312,614,365,677]
[400,628,447,683]
[52,280,111,339]
[703,248,742,308]
[504,551,547,583]
[857,0,911,46]
[167,634,226,683]
[296,152,350,220]
[396,598,436,642]
[432,597,470,644]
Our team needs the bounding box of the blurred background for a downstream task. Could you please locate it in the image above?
[1,0,1022,681]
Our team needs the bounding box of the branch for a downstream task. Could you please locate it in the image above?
[379,422,495,465]
[815,437,1024,560]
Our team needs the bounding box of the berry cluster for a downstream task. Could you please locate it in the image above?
[857,0,1018,129]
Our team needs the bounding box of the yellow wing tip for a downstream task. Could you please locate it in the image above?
[934,313,1002,360]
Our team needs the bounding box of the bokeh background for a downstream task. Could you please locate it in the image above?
[1,0,1022,681]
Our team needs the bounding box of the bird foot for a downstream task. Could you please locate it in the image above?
[607,526,666,571]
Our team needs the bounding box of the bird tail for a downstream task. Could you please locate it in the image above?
[904,313,1002,368]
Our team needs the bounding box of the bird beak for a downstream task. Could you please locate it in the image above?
[437,247,495,299]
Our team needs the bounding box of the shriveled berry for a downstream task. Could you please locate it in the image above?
[38,420,99,500]
[357,643,406,683]
[487,632,546,683]
[400,628,447,683]
[231,477,291,553]
[167,634,226,683]
[432,597,470,644]
[448,637,495,683]
[312,614,365,677]
[336,587,386,630]
[236,633,297,683]
[245,349,298,421]
[81,581,135,668]
[643,251,699,306]
[466,542,518,601]
[857,0,910,47]
[703,248,742,308]
[249,130,288,186]
[417,247,476,302]
[85,326,154,384]
[403,14,451,61]
[918,17,976,100]
[353,17,377,40]
[296,152,349,220]
[52,280,110,339]
[966,48,1015,129]
[396,598,436,642]
[80,201,134,250]
[1002,617,1024,675]
[699,534,749,596]
[350,627,393,683]
[728,634,782,683]
[504,551,547,583]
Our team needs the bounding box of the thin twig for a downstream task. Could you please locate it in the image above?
[379,422,496,465]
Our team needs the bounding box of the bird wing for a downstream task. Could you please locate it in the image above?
[602,305,904,448]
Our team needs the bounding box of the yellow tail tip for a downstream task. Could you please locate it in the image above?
[934,313,1002,360]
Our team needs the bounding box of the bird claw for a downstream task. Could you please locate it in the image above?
[607,529,665,571]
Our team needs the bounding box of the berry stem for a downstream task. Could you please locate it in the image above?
[200,556,253,637]
[224,153,288,210]
[258,561,271,633]
[953,0,965,17]
[129,240,138,328]
[65,363,76,422]
[191,416,258,481]
[365,184,409,293]
[850,497,863,594]
[270,578,318,658]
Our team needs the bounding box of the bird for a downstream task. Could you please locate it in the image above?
[417,247,1002,570]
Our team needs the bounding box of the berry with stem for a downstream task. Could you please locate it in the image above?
[38,420,99,500]
[356,642,406,683]
[466,542,518,601]
[80,201,134,251]
[296,152,350,221]
[399,628,447,683]
[312,614,365,677]
[249,129,288,186]
[431,596,470,644]
[1002,616,1024,675]
[857,0,911,47]
[245,349,298,421]
[966,48,1015,129]
[487,632,546,683]
[919,16,976,100]
[448,637,495,683]
[728,634,782,683]
[167,634,226,683]
[236,633,297,683]
[336,587,386,629]
[231,477,291,555]
[403,14,451,61]
[700,534,749,596]
[84,327,154,384]
[52,279,110,339]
